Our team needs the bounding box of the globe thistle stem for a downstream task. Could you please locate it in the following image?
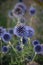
[28,38,31,45]
[9,42,17,53]
[32,53,37,61]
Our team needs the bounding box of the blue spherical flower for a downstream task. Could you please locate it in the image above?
[8,28,13,35]
[25,26,35,38]
[29,6,36,16]
[14,2,26,14]
[32,40,40,46]
[13,25,35,38]
[22,37,28,45]
[16,45,22,51]
[2,32,12,43]
[34,45,41,53]
[20,17,26,24]
[13,25,27,37]
[8,10,14,19]
[13,6,24,18]
[0,27,6,38]
[2,46,8,53]
[40,44,43,55]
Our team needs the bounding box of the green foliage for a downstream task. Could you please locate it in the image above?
[34,54,43,65]
[0,13,7,28]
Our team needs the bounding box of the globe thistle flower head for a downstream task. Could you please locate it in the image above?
[2,32,12,43]
[40,44,43,55]
[16,45,22,51]
[8,28,13,35]
[34,45,41,53]
[32,40,40,46]
[36,44,43,55]
[2,46,8,53]
[22,37,28,45]
[13,6,24,18]
[19,17,26,24]
[41,44,43,51]
[29,6,36,16]
[8,10,14,19]
[13,25,27,37]
[14,2,27,14]
[26,26,35,38]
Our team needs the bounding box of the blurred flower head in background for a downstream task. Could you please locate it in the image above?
[12,6,24,18]
[29,6,36,16]
[19,17,27,24]
[32,40,40,46]
[14,2,27,13]
[2,32,12,43]
[16,44,22,51]
[35,44,43,55]
[2,46,9,53]
[34,44,41,53]
[22,37,28,45]
[8,10,14,19]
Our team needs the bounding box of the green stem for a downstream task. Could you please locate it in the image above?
[32,53,36,61]
[12,18,17,27]
[9,42,17,55]
[28,38,31,46]
[20,38,25,62]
